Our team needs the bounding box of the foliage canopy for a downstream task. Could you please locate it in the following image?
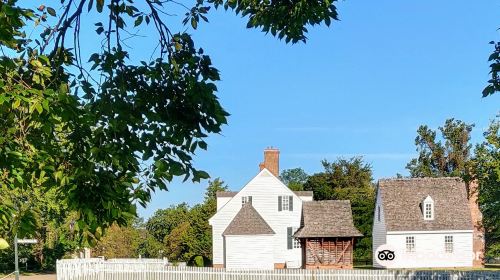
[0,0,338,243]
[406,119,474,180]
[280,167,309,191]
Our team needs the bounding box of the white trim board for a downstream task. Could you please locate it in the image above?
[387,230,473,235]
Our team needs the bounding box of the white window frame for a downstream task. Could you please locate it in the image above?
[406,236,415,253]
[292,227,301,248]
[445,235,453,253]
[423,196,434,221]
[241,196,251,206]
[282,196,290,211]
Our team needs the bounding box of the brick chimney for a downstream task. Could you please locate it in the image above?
[259,147,280,177]
[467,180,485,267]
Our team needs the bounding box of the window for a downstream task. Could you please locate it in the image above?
[406,236,415,253]
[278,196,293,212]
[424,203,432,219]
[282,196,290,211]
[241,196,252,206]
[377,206,381,222]
[445,235,453,253]
[287,227,300,249]
[423,196,434,220]
[293,227,301,248]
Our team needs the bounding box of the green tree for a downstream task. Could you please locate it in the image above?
[163,221,191,262]
[0,0,337,242]
[146,204,191,243]
[280,168,309,191]
[186,179,228,264]
[0,186,78,270]
[144,179,227,263]
[473,116,500,257]
[303,158,375,261]
[406,119,474,180]
[93,223,141,258]
[136,234,164,258]
[484,41,500,96]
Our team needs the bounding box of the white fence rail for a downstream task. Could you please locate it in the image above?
[56,259,500,280]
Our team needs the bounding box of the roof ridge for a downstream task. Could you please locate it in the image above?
[379,177,462,182]
[305,200,350,203]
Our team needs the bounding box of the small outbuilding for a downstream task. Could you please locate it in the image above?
[294,200,363,269]
[222,203,276,269]
[372,178,484,268]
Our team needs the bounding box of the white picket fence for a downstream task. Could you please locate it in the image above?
[56,259,500,280]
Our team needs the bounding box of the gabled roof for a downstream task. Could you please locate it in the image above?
[216,190,313,198]
[222,203,275,236]
[210,168,306,223]
[378,177,473,232]
[294,200,363,238]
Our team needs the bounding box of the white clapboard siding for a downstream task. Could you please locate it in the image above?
[217,197,231,211]
[56,259,500,280]
[225,235,274,269]
[385,231,473,268]
[372,189,387,267]
[209,169,303,267]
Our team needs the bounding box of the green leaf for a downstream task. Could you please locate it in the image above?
[46,7,56,16]
[96,27,104,35]
[193,170,210,182]
[96,0,104,13]
[191,17,198,29]
[198,141,207,150]
[35,103,43,114]
[12,99,20,109]
[41,99,49,111]
[134,16,143,27]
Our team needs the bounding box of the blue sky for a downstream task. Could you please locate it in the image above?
[92,1,500,218]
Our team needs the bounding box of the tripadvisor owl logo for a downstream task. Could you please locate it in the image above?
[378,249,395,261]
[375,244,396,266]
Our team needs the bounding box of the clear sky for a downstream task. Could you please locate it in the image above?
[127,0,500,218]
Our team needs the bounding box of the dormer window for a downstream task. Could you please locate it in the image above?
[423,196,434,220]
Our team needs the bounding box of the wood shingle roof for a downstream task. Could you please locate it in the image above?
[378,177,473,232]
[222,203,275,236]
[294,200,363,238]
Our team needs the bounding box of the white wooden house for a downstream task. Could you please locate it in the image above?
[372,178,482,268]
[209,148,361,269]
